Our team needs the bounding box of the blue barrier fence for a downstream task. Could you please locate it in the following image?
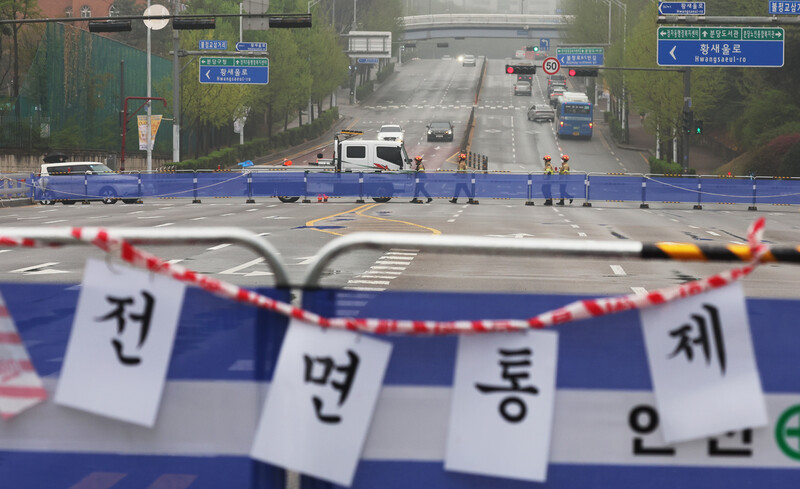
[26,171,800,206]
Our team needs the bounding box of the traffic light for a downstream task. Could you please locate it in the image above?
[88,20,132,32]
[526,45,539,52]
[694,120,703,135]
[505,64,537,75]
[567,68,599,77]
[681,109,694,134]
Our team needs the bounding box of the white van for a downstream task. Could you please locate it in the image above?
[37,162,140,205]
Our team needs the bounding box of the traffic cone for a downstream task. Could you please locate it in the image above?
[323,194,328,202]
[317,194,322,203]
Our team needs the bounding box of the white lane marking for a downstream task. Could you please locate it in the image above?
[10,262,68,274]
[356,275,397,280]
[344,286,386,291]
[137,215,164,219]
[347,280,391,285]
[447,219,456,222]
[190,217,207,221]
[167,259,183,264]
[371,265,406,271]
[707,230,720,236]
[365,270,402,275]
[246,208,258,212]
[221,213,235,217]
[154,222,174,228]
[258,232,270,237]
[631,287,648,296]
[207,243,232,251]
[571,224,580,228]
[220,257,265,275]
[44,220,67,224]
[671,218,679,222]
[0,250,10,254]
[16,217,42,220]
[294,256,316,265]
[128,210,144,215]
[578,232,587,237]
[689,225,699,229]
[386,252,418,256]
[610,265,627,276]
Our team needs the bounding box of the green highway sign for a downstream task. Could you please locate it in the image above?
[556,47,604,55]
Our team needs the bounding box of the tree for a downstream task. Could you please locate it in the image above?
[0,0,41,118]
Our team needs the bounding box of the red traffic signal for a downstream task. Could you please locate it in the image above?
[568,68,599,77]
[505,64,536,75]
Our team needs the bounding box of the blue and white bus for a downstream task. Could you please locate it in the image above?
[557,100,593,139]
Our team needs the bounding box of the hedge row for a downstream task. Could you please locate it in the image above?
[174,107,339,170]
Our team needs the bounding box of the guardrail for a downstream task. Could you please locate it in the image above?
[5,170,800,209]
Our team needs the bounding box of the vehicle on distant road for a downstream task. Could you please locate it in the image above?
[513,81,532,96]
[427,120,454,142]
[442,54,452,60]
[549,86,567,107]
[377,124,405,143]
[557,101,594,139]
[462,54,476,66]
[527,104,555,122]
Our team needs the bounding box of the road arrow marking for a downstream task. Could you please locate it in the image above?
[670,46,677,60]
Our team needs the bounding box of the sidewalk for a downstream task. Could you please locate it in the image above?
[601,107,726,174]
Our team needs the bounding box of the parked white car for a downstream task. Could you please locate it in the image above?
[377,124,405,143]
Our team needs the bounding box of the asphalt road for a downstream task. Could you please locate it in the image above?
[0,58,797,300]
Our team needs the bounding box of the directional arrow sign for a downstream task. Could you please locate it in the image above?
[556,47,604,66]
[199,57,269,84]
[658,2,705,15]
[236,42,268,52]
[657,27,784,67]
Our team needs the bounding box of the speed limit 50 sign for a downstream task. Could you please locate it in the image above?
[542,57,560,75]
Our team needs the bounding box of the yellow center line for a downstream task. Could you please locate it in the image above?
[304,202,442,236]
[304,202,374,237]
[355,203,442,235]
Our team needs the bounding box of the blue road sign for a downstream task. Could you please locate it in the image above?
[236,41,268,52]
[657,27,784,67]
[556,47,604,66]
[540,38,550,52]
[357,57,379,64]
[198,40,227,50]
[769,1,800,14]
[658,2,705,15]
[199,57,269,84]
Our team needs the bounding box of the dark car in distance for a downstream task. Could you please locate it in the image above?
[427,120,454,142]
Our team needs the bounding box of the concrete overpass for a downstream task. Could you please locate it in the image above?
[402,14,571,41]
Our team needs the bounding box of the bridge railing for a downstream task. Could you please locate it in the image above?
[402,13,570,27]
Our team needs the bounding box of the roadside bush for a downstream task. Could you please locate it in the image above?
[173,107,339,171]
[376,63,395,83]
[649,157,694,175]
[356,80,375,100]
[779,136,800,177]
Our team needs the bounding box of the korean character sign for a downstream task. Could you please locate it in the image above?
[55,259,186,427]
[640,281,767,444]
[445,330,558,483]
[250,319,392,487]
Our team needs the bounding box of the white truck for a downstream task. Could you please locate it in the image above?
[273,130,414,203]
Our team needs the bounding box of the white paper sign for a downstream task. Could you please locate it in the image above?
[55,259,186,427]
[640,281,767,444]
[250,319,392,487]
[445,330,558,482]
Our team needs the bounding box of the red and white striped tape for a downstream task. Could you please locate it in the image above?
[0,302,48,420]
[0,218,769,337]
